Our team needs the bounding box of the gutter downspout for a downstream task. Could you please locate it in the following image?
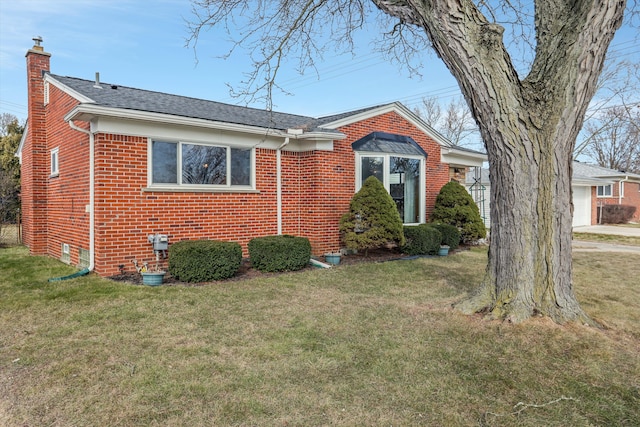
[619,176,629,205]
[68,121,95,271]
[276,136,291,235]
[276,128,304,235]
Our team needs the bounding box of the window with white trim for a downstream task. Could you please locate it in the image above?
[597,184,612,197]
[151,140,253,188]
[50,147,59,177]
[353,132,426,224]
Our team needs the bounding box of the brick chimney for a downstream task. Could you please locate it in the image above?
[22,37,51,254]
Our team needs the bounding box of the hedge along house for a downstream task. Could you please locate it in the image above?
[18,41,486,277]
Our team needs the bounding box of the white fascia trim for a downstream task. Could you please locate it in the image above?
[45,74,95,104]
[595,174,640,184]
[572,177,615,186]
[441,147,487,167]
[15,122,28,163]
[320,101,455,148]
[64,104,342,143]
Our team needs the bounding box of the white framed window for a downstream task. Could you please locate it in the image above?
[150,140,254,189]
[355,153,426,224]
[597,184,612,197]
[50,147,59,177]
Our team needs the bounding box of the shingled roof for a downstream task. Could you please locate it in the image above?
[49,74,355,133]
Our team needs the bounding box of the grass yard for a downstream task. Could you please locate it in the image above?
[1,246,639,426]
[573,232,640,246]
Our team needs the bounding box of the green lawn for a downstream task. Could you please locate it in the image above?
[573,232,640,246]
[1,246,639,426]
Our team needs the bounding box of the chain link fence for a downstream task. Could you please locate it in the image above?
[0,223,21,247]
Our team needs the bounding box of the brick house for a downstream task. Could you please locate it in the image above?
[572,162,640,225]
[18,42,485,277]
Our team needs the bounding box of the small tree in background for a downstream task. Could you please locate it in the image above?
[0,114,22,229]
[340,176,405,255]
[431,181,486,244]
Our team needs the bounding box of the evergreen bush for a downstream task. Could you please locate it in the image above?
[431,181,486,244]
[430,223,461,249]
[401,224,442,255]
[340,176,405,255]
[168,240,242,282]
[248,235,311,272]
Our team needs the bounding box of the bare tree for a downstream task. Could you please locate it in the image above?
[188,0,630,323]
[414,96,480,147]
[576,61,640,173]
[580,105,640,173]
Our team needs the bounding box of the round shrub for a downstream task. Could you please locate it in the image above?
[401,224,442,255]
[248,235,311,272]
[430,181,486,244]
[431,223,461,249]
[168,240,242,282]
[340,176,405,255]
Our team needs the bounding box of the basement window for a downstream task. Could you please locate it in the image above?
[50,147,59,177]
[61,243,70,264]
[79,248,90,268]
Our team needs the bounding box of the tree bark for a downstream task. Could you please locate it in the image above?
[375,0,626,323]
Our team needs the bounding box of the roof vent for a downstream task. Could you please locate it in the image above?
[111,85,118,90]
[93,72,102,89]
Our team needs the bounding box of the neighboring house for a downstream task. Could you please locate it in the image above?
[572,162,640,225]
[18,42,486,277]
[466,162,640,228]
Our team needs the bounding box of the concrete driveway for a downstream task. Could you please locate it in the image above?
[573,225,640,237]
[572,224,640,253]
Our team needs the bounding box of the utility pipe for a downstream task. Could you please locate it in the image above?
[68,121,95,271]
[618,176,628,205]
[276,136,291,235]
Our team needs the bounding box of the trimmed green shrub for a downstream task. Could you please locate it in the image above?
[248,235,311,272]
[431,223,461,249]
[431,181,486,244]
[401,224,442,255]
[340,176,405,255]
[168,240,242,282]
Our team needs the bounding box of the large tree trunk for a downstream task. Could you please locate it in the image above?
[375,0,626,322]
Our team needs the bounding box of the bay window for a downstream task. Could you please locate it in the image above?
[353,132,427,224]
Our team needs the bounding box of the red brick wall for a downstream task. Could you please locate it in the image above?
[279,111,451,256]
[92,139,282,275]
[45,85,90,265]
[26,68,452,276]
[88,110,450,275]
[22,48,51,254]
[593,181,640,223]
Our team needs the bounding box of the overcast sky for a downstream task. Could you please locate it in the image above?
[1,0,637,137]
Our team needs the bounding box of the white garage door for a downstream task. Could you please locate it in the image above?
[572,186,592,227]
